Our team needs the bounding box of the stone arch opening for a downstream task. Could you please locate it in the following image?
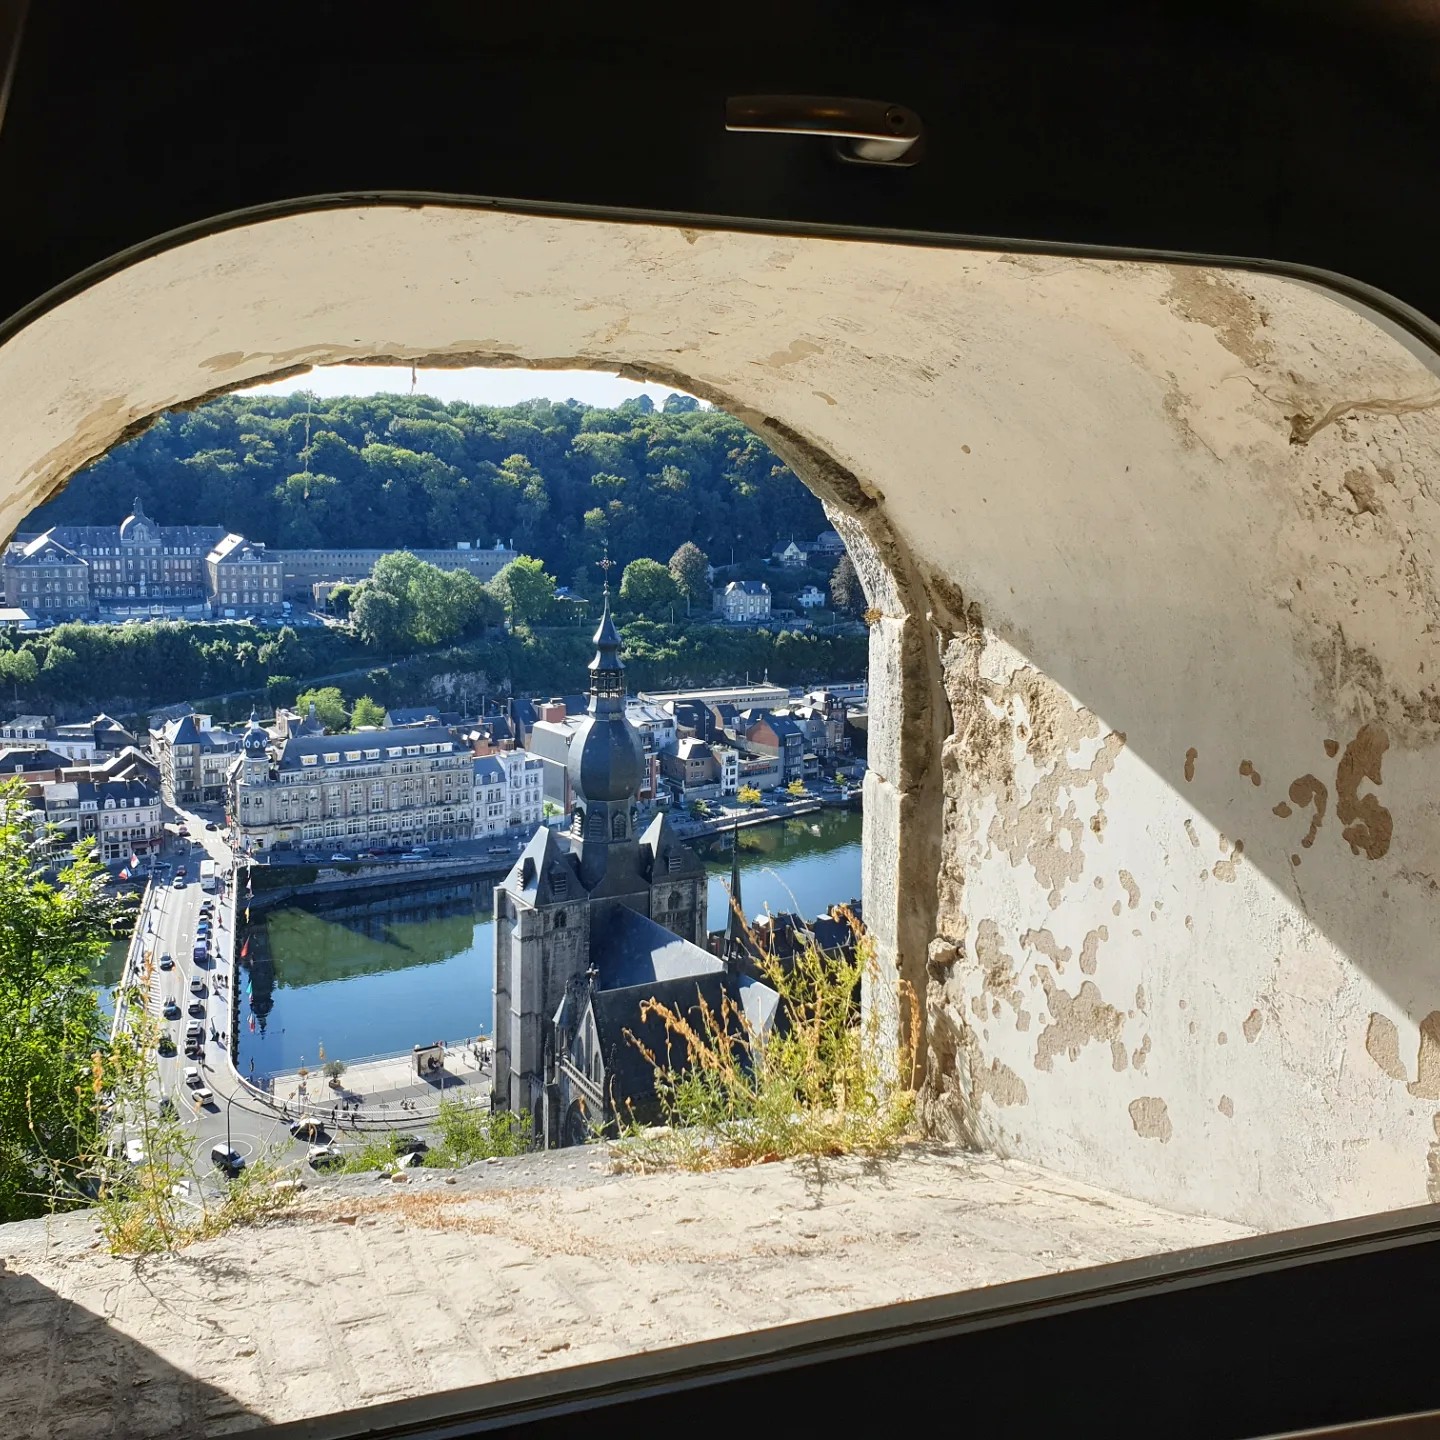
[3,200,1440,1228]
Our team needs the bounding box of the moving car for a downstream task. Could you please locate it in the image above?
[307,1145,345,1171]
[171,876,185,889]
[158,953,173,970]
[183,1066,202,1087]
[193,1087,214,1107]
[211,1144,243,1174]
[162,999,181,1019]
[124,1139,146,1165]
[392,1135,429,1156]
[289,1117,325,1140]
[329,853,353,862]
[205,821,218,831]
[158,1096,177,1119]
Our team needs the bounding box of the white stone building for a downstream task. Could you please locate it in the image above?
[501,748,544,829]
[473,755,506,837]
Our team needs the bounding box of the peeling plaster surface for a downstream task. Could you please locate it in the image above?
[2,206,1439,1229]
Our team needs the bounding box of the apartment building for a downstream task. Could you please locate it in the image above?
[228,716,474,853]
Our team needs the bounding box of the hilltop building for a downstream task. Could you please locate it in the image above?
[3,500,516,620]
[492,596,779,1146]
[713,579,771,623]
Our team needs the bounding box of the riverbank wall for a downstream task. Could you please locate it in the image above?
[244,854,515,912]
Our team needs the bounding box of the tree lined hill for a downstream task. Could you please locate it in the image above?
[28,391,827,596]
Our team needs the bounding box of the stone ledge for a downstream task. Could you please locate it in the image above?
[0,1144,1249,1438]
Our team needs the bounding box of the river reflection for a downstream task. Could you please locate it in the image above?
[235,808,861,1076]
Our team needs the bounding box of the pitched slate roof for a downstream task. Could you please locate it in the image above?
[473,755,506,787]
[275,723,455,771]
[0,746,68,772]
[637,811,706,883]
[590,971,735,1106]
[504,824,582,907]
[588,904,723,990]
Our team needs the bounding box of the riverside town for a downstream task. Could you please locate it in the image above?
[3,383,878,1229]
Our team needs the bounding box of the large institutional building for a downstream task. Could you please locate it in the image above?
[492,600,778,1146]
[227,716,475,853]
[3,500,516,620]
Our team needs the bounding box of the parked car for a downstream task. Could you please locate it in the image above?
[189,978,205,995]
[187,1000,206,1018]
[158,1096,177,1119]
[329,853,353,862]
[205,822,218,831]
[124,1139,146,1165]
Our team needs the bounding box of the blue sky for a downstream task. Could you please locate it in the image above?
[241,364,702,410]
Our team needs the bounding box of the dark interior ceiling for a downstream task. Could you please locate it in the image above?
[1,0,1439,332]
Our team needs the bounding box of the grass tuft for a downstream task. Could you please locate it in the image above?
[611,906,919,1173]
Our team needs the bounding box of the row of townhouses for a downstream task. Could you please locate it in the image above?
[0,722,164,863]
[4,499,516,621]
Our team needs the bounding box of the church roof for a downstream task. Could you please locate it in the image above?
[589,905,723,990]
[589,970,735,1106]
[505,824,581,906]
[638,811,706,882]
[588,966,779,1108]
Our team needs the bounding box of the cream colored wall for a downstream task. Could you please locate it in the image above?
[2,205,1438,1227]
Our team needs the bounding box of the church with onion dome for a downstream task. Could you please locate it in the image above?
[492,593,779,1147]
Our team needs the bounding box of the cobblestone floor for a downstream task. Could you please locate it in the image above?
[0,1144,1249,1438]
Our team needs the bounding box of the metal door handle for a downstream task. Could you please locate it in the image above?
[725,95,924,166]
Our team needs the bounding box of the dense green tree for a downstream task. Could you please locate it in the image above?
[294,686,349,732]
[28,392,826,587]
[0,782,113,1222]
[619,557,682,617]
[349,552,502,651]
[349,696,387,728]
[350,585,408,651]
[490,555,556,626]
[667,541,710,608]
[830,554,863,615]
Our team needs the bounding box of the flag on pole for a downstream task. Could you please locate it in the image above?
[240,939,249,959]
[245,906,250,924]
[118,868,129,880]
[248,1015,256,1033]
[128,852,140,870]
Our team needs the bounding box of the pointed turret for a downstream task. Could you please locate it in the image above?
[724,819,745,959]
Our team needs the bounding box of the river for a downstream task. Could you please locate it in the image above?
[230,809,861,1077]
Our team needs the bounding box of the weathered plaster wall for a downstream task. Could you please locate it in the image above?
[1,206,1437,1229]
